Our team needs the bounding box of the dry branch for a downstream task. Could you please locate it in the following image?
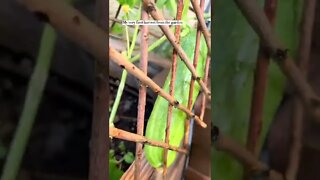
[163,0,184,177]
[200,56,211,120]
[135,8,149,180]
[184,0,206,148]
[190,0,211,53]
[213,127,284,180]
[109,47,207,128]
[246,0,277,157]
[22,0,107,69]
[234,0,320,121]
[110,127,188,154]
[286,0,317,179]
[142,0,211,101]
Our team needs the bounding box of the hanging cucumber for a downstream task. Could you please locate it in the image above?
[144,29,208,168]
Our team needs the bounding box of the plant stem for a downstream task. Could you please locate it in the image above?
[109,70,128,127]
[190,0,211,54]
[129,4,141,56]
[109,4,141,126]
[130,34,167,63]
[125,15,130,56]
[0,25,56,180]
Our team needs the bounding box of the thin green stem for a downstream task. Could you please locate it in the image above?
[125,16,130,57]
[130,34,167,63]
[128,4,141,57]
[109,4,141,126]
[0,25,56,180]
[109,70,128,127]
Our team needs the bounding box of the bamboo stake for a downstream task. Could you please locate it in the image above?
[110,127,188,154]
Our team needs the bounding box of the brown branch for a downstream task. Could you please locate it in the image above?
[109,47,207,128]
[190,0,211,54]
[246,0,277,157]
[286,0,317,179]
[233,0,320,121]
[184,0,206,147]
[213,127,284,180]
[88,0,108,180]
[135,8,149,180]
[163,0,183,177]
[110,127,188,154]
[142,0,211,101]
[22,0,107,67]
[200,56,211,120]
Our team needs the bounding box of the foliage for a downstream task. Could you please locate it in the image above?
[212,0,303,179]
[109,142,135,180]
[109,150,124,180]
[117,0,138,8]
[155,0,177,16]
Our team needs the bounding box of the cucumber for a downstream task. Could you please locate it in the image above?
[144,29,208,168]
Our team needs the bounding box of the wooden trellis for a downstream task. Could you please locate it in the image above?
[109,0,211,179]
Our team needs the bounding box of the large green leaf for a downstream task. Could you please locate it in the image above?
[212,0,302,179]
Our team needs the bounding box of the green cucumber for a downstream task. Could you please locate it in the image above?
[144,29,208,168]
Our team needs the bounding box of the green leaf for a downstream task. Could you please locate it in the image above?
[111,23,123,34]
[123,152,135,164]
[118,142,126,152]
[167,0,177,16]
[109,149,115,158]
[155,0,177,17]
[182,0,190,22]
[155,0,168,8]
[109,160,124,180]
[117,0,138,7]
[212,0,303,179]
